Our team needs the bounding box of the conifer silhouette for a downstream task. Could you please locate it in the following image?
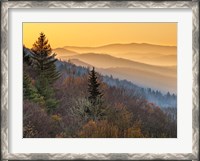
[88,67,102,104]
[31,32,60,84]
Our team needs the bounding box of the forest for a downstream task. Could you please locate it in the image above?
[23,33,177,138]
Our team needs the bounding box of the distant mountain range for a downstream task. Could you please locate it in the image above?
[55,52,176,93]
[53,42,177,66]
[48,43,177,93]
[53,48,79,57]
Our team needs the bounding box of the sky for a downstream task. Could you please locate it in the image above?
[23,23,177,49]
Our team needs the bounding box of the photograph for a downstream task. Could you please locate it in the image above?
[23,23,177,138]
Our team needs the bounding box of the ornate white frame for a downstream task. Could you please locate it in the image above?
[1,1,199,160]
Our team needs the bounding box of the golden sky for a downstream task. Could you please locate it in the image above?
[23,23,177,49]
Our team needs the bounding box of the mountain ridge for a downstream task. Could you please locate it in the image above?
[62,42,177,49]
[61,53,176,77]
[55,42,177,66]
[66,54,176,93]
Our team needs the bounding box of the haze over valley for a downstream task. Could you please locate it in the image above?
[54,43,177,66]
[53,43,177,94]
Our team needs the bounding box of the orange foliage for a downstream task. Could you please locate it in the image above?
[79,119,144,138]
[79,120,118,138]
[126,121,144,138]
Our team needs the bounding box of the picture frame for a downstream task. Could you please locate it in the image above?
[1,1,199,160]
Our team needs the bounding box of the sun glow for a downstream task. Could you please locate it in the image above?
[23,23,177,49]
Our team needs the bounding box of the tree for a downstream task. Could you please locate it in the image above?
[88,67,102,104]
[31,32,60,84]
[23,72,44,104]
[36,73,59,114]
[86,67,106,121]
[31,32,60,113]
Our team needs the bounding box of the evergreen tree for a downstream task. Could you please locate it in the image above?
[23,73,44,104]
[88,67,102,104]
[31,32,60,84]
[36,73,59,114]
[31,32,60,113]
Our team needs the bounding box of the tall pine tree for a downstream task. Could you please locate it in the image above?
[31,32,60,113]
[31,32,60,84]
[87,67,107,121]
[88,67,102,105]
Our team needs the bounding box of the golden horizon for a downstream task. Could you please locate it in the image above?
[23,23,177,49]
